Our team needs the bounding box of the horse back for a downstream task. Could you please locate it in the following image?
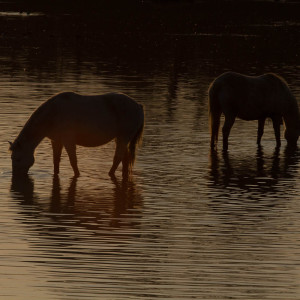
[209,72,294,120]
[50,92,139,120]
[47,92,142,146]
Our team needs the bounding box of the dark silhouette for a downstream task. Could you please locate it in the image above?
[10,173,143,231]
[209,72,300,151]
[9,92,144,179]
[209,146,299,192]
[11,174,36,205]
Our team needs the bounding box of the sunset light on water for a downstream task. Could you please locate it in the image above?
[1,1,300,299]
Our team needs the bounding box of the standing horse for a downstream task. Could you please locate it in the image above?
[9,92,144,178]
[209,72,300,150]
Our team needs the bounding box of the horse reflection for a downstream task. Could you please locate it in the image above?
[50,176,143,229]
[209,146,299,192]
[11,174,36,205]
[10,174,143,231]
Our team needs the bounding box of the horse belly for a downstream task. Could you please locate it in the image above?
[74,121,117,147]
[50,117,118,147]
[237,111,260,121]
[75,133,114,147]
[236,101,263,121]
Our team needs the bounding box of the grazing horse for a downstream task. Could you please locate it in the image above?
[209,72,300,150]
[9,92,144,178]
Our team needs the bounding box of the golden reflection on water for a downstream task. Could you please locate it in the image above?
[11,173,143,231]
[209,146,300,191]
[1,8,300,300]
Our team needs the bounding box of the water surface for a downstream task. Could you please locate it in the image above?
[1,7,300,299]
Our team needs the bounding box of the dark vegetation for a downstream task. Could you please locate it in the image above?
[0,0,299,26]
[0,0,299,82]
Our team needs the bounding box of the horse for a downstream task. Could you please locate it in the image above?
[9,92,144,179]
[208,72,300,151]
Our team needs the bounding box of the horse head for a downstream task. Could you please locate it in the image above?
[9,141,35,175]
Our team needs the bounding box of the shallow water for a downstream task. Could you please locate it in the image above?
[1,7,300,299]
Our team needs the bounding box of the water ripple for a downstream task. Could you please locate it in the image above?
[1,12,300,299]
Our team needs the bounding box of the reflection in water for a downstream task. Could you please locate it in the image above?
[11,174,36,205]
[209,146,300,192]
[2,5,300,299]
[9,174,149,299]
[11,174,143,231]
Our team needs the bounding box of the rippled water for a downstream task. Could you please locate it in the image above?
[1,6,300,299]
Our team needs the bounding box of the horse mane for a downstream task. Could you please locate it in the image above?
[11,95,57,150]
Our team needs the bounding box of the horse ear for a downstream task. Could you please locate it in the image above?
[8,141,21,150]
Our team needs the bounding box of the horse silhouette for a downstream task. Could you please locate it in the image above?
[9,92,144,179]
[209,72,300,150]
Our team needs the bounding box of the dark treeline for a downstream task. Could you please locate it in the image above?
[0,0,298,35]
[0,0,299,84]
[1,0,300,22]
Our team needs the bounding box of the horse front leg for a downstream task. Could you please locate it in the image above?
[257,117,266,146]
[51,140,63,175]
[272,116,282,148]
[222,115,235,151]
[64,142,80,177]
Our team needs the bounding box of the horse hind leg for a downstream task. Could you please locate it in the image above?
[109,140,128,178]
[210,110,222,150]
[257,117,266,146]
[122,148,130,179]
[271,116,282,148]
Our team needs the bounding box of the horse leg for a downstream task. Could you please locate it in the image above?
[109,140,127,178]
[122,148,130,179]
[51,140,63,175]
[272,116,281,148]
[210,110,222,149]
[64,142,80,177]
[257,117,266,146]
[222,115,235,151]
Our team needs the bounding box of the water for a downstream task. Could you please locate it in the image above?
[1,5,300,299]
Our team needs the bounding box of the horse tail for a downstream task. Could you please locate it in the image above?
[128,104,144,173]
[208,80,222,149]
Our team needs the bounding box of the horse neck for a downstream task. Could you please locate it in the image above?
[17,113,48,152]
[16,128,44,153]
